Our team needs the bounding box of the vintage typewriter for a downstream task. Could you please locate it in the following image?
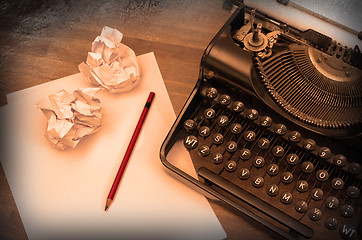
[160,2,361,239]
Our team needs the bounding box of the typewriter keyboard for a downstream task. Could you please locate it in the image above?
[181,85,362,239]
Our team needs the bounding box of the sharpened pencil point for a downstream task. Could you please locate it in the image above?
[105,198,112,212]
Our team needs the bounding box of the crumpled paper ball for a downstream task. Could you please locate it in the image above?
[78,26,140,93]
[37,88,102,150]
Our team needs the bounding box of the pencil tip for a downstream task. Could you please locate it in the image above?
[104,205,108,211]
[105,198,112,212]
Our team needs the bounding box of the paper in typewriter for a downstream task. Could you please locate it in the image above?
[0,52,226,240]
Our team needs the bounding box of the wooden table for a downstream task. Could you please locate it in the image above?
[0,1,276,239]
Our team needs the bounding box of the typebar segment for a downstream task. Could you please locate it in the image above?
[198,167,313,238]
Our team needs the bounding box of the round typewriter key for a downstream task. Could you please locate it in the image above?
[184,135,198,149]
[225,160,237,172]
[340,224,356,240]
[260,116,272,128]
[252,176,264,188]
[267,164,279,176]
[253,156,265,168]
[295,200,308,213]
[219,94,231,106]
[199,126,210,137]
[198,145,210,157]
[311,188,324,201]
[325,196,339,209]
[212,152,223,164]
[303,139,316,151]
[281,172,293,184]
[231,101,244,113]
[258,138,270,149]
[301,161,314,173]
[226,141,238,152]
[318,147,331,159]
[183,119,196,131]
[280,192,292,204]
[331,178,345,190]
[238,168,250,180]
[348,162,361,175]
[286,153,299,165]
[230,123,242,134]
[239,148,251,160]
[217,115,229,127]
[325,217,338,230]
[205,87,218,99]
[288,131,301,143]
[346,186,360,199]
[272,146,284,157]
[340,204,354,218]
[204,108,216,119]
[246,109,258,120]
[316,169,329,182]
[213,133,224,145]
[266,184,279,196]
[333,154,347,167]
[296,180,309,192]
[274,124,287,136]
[244,130,256,142]
[309,208,322,221]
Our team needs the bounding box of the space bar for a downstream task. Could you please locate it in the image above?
[198,167,313,238]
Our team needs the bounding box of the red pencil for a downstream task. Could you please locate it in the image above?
[105,92,155,211]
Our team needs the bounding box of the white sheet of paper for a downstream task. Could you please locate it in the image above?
[0,52,226,240]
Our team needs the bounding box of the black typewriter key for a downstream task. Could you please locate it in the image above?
[217,115,229,127]
[252,176,264,188]
[334,154,347,167]
[260,116,272,128]
[198,145,210,157]
[346,186,360,199]
[258,138,270,149]
[253,156,265,168]
[295,200,308,213]
[288,131,301,143]
[286,153,299,165]
[230,101,244,113]
[331,178,345,190]
[325,217,338,230]
[296,180,309,192]
[301,161,314,173]
[272,145,285,157]
[205,87,218,99]
[204,108,216,119]
[184,135,198,149]
[325,196,339,209]
[274,124,287,136]
[239,168,250,180]
[212,152,223,164]
[225,160,237,172]
[281,172,293,184]
[303,139,316,151]
[226,141,238,152]
[280,192,292,204]
[184,119,196,131]
[311,188,324,201]
[199,126,210,137]
[267,164,279,176]
[266,184,279,196]
[340,224,356,240]
[309,208,322,221]
[246,109,258,120]
[239,148,251,160]
[212,134,224,145]
[244,130,256,142]
[318,147,331,159]
[219,94,231,106]
[230,123,242,134]
[348,162,361,175]
[316,169,329,182]
[340,204,354,218]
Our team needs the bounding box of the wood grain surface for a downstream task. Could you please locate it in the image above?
[0,1,276,239]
